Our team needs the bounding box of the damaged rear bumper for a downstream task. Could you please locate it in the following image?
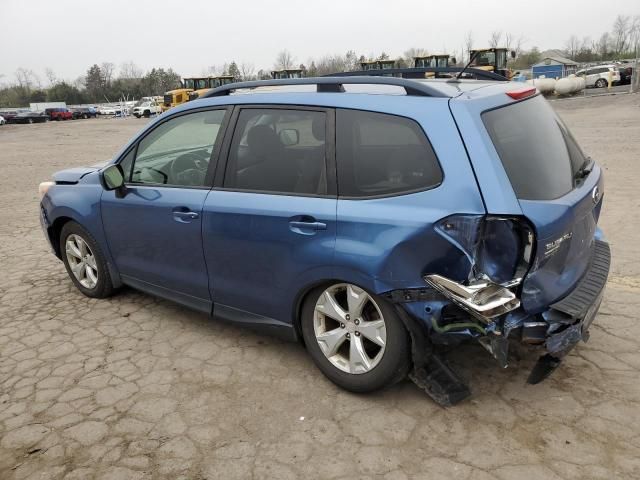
[388,239,611,405]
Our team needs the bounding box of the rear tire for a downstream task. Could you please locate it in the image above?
[60,221,115,299]
[595,78,607,88]
[301,283,410,393]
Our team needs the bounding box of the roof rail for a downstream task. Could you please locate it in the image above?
[329,67,509,82]
[200,76,449,98]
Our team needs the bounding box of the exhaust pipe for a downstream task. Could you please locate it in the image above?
[424,274,520,323]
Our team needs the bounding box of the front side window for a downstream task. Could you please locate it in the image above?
[127,109,226,187]
[336,109,443,197]
[224,108,328,195]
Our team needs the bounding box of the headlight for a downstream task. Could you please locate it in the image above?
[38,181,55,200]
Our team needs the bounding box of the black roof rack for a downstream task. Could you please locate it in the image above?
[200,76,450,98]
[328,67,509,81]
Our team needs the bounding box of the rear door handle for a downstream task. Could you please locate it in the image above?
[289,221,327,231]
[172,208,199,223]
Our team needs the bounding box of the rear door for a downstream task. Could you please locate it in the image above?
[453,93,604,313]
[202,106,337,327]
[334,103,485,293]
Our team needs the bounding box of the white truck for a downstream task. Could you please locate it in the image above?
[132,98,162,118]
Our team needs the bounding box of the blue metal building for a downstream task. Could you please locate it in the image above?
[532,55,579,79]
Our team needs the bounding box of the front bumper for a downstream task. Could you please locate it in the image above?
[39,202,56,255]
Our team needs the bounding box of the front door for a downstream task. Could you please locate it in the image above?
[203,106,337,327]
[101,108,229,312]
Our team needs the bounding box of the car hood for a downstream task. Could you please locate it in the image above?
[52,161,109,183]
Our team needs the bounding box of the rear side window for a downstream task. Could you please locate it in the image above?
[224,108,328,195]
[336,109,442,197]
[482,95,584,200]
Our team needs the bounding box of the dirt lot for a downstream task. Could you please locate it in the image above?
[1,96,639,480]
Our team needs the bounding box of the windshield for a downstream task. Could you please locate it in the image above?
[483,95,586,200]
[472,51,495,67]
[184,79,195,89]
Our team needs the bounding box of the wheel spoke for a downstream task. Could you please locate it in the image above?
[85,264,97,285]
[349,335,371,373]
[316,327,348,357]
[78,238,88,256]
[346,284,368,318]
[85,254,97,269]
[71,260,85,277]
[316,290,347,322]
[66,241,82,259]
[357,319,386,347]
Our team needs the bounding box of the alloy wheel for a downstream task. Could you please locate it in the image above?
[65,234,98,289]
[313,284,387,374]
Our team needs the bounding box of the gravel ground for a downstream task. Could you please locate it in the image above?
[1,96,639,480]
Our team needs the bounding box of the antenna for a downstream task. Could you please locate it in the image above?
[450,50,481,82]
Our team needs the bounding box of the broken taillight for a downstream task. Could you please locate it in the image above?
[434,215,535,286]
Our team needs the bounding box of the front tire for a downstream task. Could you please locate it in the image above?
[301,283,410,393]
[60,222,115,298]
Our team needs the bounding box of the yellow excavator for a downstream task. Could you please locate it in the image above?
[413,54,455,69]
[161,80,193,112]
[468,48,515,79]
[187,76,235,101]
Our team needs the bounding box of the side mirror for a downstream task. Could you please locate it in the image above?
[450,57,457,65]
[101,164,125,191]
[279,128,299,146]
[510,50,516,59]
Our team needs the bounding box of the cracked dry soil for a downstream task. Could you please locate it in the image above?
[1,95,639,479]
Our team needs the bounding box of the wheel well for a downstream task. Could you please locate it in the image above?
[48,216,73,259]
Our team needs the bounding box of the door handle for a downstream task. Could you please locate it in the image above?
[172,209,199,223]
[174,211,199,219]
[289,221,327,231]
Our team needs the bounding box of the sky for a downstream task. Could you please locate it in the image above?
[0,0,637,84]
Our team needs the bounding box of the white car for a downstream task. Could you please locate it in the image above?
[576,65,621,88]
[97,105,123,116]
[0,115,5,125]
[132,102,161,118]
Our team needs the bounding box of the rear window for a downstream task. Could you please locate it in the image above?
[336,109,442,197]
[482,95,585,200]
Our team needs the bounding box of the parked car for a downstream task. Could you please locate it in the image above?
[132,101,161,118]
[0,115,5,125]
[0,110,20,123]
[45,107,73,121]
[616,65,634,85]
[72,107,98,119]
[97,105,123,116]
[38,76,610,405]
[11,111,48,124]
[576,65,621,88]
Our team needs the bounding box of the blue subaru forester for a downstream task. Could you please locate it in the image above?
[39,75,610,405]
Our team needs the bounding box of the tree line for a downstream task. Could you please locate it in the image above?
[564,14,640,62]
[1,13,637,108]
[0,63,181,108]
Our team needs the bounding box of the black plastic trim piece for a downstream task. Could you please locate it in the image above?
[328,67,510,81]
[550,240,611,318]
[201,76,449,98]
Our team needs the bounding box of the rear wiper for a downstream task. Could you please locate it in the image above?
[574,156,594,180]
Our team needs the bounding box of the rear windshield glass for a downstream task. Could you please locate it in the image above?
[482,95,585,200]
